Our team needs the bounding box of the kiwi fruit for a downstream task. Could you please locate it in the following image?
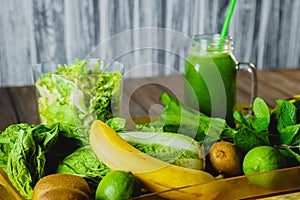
[32,174,91,200]
[208,141,243,177]
[37,188,89,200]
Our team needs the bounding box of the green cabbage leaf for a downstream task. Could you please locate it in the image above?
[57,145,111,190]
[119,131,205,170]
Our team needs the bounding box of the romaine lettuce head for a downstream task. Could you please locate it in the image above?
[0,124,31,169]
[1,123,83,199]
[35,59,123,128]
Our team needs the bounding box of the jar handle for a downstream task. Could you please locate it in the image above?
[237,62,257,116]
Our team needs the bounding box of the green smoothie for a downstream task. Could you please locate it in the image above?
[184,51,237,127]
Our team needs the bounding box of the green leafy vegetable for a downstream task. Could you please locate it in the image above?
[35,59,123,127]
[234,97,300,166]
[0,123,31,169]
[139,93,300,167]
[234,110,250,126]
[119,131,205,170]
[252,97,270,132]
[275,99,297,131]
[105,117,126,132]
[253,97,270,119]
[279,124,300,145]
[137,93,232,150]
[57,145,111,190]
[233,98,272,152]
[0,123,83,199]
[234,126,270,152]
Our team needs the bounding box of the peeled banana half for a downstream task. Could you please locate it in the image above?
[90,120,222,200]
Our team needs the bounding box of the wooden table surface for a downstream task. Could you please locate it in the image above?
[0,68,300,199]
[1,69,300,131]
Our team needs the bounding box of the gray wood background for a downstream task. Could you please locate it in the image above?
[0,0,299,86]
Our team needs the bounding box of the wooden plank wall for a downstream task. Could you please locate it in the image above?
[0,0,299,86]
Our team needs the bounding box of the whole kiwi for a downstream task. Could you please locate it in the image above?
[208,141,243,177]
[32,174,91,200]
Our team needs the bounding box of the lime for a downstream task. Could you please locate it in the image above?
[95,170,142,200]
[242,146,287,189]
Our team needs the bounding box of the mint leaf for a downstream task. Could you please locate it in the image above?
[279,124,300,145]
[276,100,297,131]
[253,97,270,119]
[292,133,300,145]
[233,110,249,126]
[292,100,300,123]
[252,117,270,132]
[233,126,270,152]
[252,97,270,132]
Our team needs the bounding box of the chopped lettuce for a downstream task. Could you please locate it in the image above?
[105,117,126,132]
[35,59,123,128]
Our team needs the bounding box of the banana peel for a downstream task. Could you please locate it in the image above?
[90,120,223,200]
[286,94,300,103]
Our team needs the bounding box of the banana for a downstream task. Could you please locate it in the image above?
[287,94,300,103]
[90,120,222,200]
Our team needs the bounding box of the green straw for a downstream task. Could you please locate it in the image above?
[220,0,237,40]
